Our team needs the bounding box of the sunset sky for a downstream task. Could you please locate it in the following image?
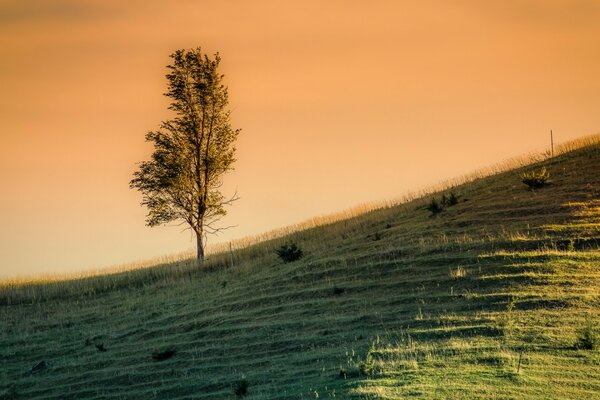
[1,0,599,278]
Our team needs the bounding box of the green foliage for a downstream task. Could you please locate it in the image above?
[275,243,303,263]
[358,343,378,376]
[442,192,459,207]
[130,48,240,260]
[521,167,550,189]
[427,191,459,215]
[575,319,598,350]
[426,198,443,215]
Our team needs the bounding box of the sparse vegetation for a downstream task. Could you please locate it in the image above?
[275,243,303,263]
[521,166,550,189]
[358,345,377,376]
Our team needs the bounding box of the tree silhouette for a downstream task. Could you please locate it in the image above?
[131,48,240,262]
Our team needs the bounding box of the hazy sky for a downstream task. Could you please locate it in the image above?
[1,0,599,278]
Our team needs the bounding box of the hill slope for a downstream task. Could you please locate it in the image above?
[1,138,599,399]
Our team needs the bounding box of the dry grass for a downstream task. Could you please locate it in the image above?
[3,133,599,288]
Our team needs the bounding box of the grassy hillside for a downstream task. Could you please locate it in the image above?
[1,136,599,399]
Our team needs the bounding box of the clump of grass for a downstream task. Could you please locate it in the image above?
[449,265,467,278]
[233,379,249,397]
[575,319,598,350]
[152,348,176,361]
[275,243,303,263]
[521,167,550,189]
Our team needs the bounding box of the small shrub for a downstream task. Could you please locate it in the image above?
[95,344,107,352]
[427,192,459,216]
[575,320,598,350]
[275,243,303,263]
[497,297,517,337]
[359,353,375,376]
[339,367,347,379]
[152,348,176,361]
[426,198,443,215]
[444,192,459,206]
[233,379,249,397]
[521,167,550,189]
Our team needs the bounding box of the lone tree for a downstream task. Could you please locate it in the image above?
[131,48,240,262]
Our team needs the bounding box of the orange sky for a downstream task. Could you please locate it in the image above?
[1,0,599,278]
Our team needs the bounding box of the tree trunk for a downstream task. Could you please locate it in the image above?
[196,231,205,263]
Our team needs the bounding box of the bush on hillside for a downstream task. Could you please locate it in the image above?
[575,320,598,350]
[521,167,550,190]
[426,198,443,215]
[275,243,303,263]
[442,192,459,207]
[426,191,460,216]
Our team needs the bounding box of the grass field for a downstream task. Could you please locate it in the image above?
[1,136,599,399]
